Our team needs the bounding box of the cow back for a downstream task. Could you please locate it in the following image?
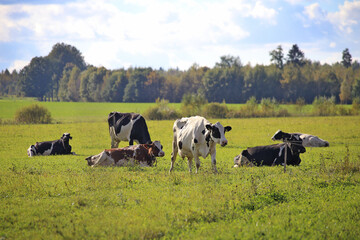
[176,116,209,145]
[106,145,154,166]
[130,115,151,144]
[245,144,284,166]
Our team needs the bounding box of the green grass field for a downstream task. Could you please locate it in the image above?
[1,100,360,239]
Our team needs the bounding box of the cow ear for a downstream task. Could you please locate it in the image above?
[206,124,212,131]
[225,126,232,132]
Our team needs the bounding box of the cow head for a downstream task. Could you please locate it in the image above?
[61,133,72,141]
[272,130,289,141]
[27,145,37,157]
[206,122,232,147]
[272,130,302,143]
[85,155,95,166]
[289,142,306,154]
[146,141,165,158]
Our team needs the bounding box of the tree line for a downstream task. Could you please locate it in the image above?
[1,42,359,103]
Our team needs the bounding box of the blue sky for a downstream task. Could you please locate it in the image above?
[0,0,359,72]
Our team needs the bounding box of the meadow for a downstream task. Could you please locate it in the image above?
[1,100,360,239]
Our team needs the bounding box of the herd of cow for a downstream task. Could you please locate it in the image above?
[27,112,330,172]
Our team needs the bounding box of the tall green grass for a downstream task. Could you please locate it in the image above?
[1,115,360,239]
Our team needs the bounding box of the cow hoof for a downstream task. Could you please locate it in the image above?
[233,164,239,168]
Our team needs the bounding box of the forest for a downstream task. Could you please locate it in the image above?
[0,42,359,104]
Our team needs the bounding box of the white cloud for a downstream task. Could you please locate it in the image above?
[9,59,29,72]
[304,3,327,22]
[327,0,360,34]
[0,0,258,69]
[1,0,356,71]
[329,42,336,48]
[285,0,307,5]
[250,1,278,24]
[303,1,360,36]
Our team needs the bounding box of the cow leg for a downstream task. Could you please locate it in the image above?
[92,152,107,167]
[194,156,201,173]
[169,138,178,173]
[129,139,134,145]
[93,152,114,167]
[210,147,218,173]
[233,155,241,167]
[187,156,193,173]
[111,139,120,148]
[240,155,255,167]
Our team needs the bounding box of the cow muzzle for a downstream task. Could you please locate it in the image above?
[158,151,165,157]
[221,140,228,147]
[85,156,95,166]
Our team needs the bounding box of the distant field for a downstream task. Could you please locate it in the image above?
[0,99,179,123]
[0,98,345,123]
[0,99,359,239]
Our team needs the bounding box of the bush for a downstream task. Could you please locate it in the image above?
[181,93,207,117]
[259,98,278,117]
[312,96,337,116]
[202,102,229,118]
[351,97,360,115]
[228,96,258,118]
[295,97,306,113]
[226,97,290,118]
[14,104,52,124]
[275,108,290,117]
[143,99,181,120]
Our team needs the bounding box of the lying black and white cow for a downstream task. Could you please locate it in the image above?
[271,130,329,147]
[27,133,73,157]
[86,141,164,167]
[108,112,151,148]
[169,116,232,173]
[233,142,306,167]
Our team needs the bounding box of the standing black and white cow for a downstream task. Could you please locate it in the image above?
[271,130,329,147]
[27,133,73,157]
[233,142,306,167]
[108,112,151,148]
[169,116,232,173]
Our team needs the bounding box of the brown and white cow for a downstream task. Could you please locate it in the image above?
[169,116,232,173]
[85,141,164,167]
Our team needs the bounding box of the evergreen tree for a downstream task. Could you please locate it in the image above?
[287,44,305,66]
[341,48,352,68]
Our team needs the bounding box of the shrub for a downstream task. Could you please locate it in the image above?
[14,104,52,124]
[143,99,181,120]
[275,108,290,117]
[351,97,360,115]
[227,97,290,118]
[202,102,229,118]
[259,98,278,117]
[337,106,350,116]
[231,96,259,118]
[312,96,337,116]
[295,97,306,113]
[181,93,207,117]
